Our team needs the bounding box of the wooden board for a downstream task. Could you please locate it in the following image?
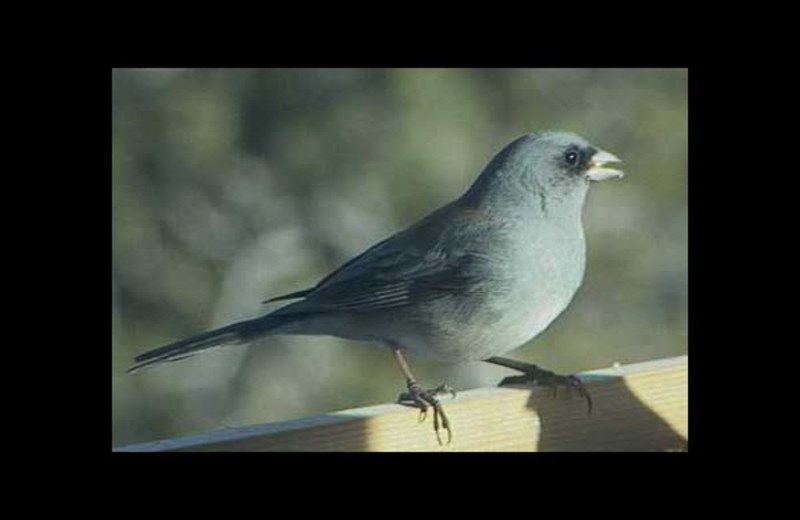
[114,355,688,452]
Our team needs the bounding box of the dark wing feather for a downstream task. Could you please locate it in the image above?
[269,202,497,315]
[262,288,313,303]
[262,233,397,304]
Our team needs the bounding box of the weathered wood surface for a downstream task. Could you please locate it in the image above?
[115,355,688,452]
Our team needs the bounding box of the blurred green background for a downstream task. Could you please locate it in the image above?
[111,68,688,447]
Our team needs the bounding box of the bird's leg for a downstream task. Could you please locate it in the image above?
[484,356,592,414]
[391,346,455,445]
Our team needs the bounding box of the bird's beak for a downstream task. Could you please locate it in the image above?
[586,149,624,181]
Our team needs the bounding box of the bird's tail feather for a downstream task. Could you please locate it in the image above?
[127,316,282,373]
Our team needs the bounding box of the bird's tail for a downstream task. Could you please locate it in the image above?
[127,316,283,373]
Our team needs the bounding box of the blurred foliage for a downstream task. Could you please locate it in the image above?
[112,68,688,446]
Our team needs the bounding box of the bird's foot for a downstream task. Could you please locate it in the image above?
[397,381,456,445]
[499,365,592,414]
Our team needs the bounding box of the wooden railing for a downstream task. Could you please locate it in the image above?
[114,355,688,452]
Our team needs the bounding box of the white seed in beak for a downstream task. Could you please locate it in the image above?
[586,149,624,181]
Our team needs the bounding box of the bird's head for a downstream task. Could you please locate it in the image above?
[466,131,623,214]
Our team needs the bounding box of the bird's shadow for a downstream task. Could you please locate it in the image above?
[519,373,687,452]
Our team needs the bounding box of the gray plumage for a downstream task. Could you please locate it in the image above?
[129,131,622,372]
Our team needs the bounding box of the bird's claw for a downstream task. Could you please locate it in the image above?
[397,381,455,445]
[500,369,593,415]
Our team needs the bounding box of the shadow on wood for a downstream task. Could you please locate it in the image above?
[529,374,686,451]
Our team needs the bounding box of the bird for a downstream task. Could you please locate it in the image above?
[128,130,623,445]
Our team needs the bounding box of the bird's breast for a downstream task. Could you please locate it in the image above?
[404,227,586,362]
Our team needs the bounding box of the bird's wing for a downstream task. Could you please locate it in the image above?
[262,232,397,304]
[268,202,496,315]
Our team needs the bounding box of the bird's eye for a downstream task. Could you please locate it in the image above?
[564,149,580,166]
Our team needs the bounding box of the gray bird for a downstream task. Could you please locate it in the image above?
[128,131,623,444]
